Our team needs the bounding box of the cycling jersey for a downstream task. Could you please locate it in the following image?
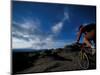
[81,23,96,33]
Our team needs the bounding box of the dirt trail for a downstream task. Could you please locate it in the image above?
[17,52,81,74]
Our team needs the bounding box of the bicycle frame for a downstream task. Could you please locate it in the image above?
[78,44,90,69]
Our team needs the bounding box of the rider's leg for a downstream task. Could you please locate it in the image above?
[83,37,92,48]
[83,36,93,54]
[83,37,96,55]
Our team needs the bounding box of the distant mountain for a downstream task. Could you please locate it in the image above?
[13,43,81,52]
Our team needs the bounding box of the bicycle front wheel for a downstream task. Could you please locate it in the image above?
[78,51,89,69]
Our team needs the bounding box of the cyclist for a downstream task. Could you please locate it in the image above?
[76,23,96,54]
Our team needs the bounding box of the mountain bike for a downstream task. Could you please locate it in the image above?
[78,44,96,69]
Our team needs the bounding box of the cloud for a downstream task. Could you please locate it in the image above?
[12,18,41,41]
[12,37,32,49]
[52,22,63,33]
[12,10,70,49]
[52,11,69,34]
[63,12,69,21]
[12,18,55,49]
[12,18,44,49]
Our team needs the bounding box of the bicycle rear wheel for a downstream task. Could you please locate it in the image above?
[78,51,89,69]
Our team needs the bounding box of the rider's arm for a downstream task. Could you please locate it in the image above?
[77,29,83,43]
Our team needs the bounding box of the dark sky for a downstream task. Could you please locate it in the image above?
[12,1,96,49]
